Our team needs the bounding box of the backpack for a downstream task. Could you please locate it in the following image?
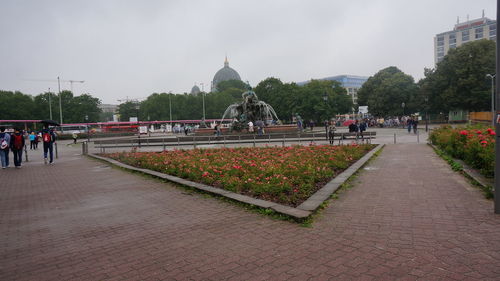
[43,132,52,143]
[0,133,8,150]
[13,134,23,150]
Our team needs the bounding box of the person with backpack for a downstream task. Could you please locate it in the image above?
[0,127,11,169]
[10,129,25,169]
[41,125,56,164]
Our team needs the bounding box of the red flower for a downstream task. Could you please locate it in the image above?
[490,131,496,136]
[459,130,468,136]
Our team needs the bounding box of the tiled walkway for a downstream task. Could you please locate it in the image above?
[1,143,499,280]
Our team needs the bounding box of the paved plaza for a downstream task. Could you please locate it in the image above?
[1,129,500,280]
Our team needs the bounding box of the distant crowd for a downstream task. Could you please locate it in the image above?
[0,125,57,169]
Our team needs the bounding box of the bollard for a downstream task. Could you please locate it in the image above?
[82,142,86,155]
[55,142,58,159]
[253,135,256,147]
[394,133,396,144]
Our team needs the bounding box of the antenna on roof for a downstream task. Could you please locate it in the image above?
[482,9,485,18]
[457,16,459,24]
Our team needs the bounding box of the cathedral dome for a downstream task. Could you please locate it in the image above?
[190,84,201,95]
[211,57,241,91]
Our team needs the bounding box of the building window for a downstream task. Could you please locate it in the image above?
[449,45,456,49]
[490,29,496,37]
[437,36,444,46]
[462,30,469,42]
[475,27,484,39]
[449,33,456,44]
[490,24,497,31]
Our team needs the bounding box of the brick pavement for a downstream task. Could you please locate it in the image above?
[1,142,500,280]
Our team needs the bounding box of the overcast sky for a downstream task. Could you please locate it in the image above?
[0,0,496,104]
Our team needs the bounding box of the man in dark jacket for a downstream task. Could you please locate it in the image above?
[41,125,56,164]
[10,128,25,168]
[0,127,11,169]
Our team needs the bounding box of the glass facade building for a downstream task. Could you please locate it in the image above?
[434,16,496,63]
[297,75,368,105]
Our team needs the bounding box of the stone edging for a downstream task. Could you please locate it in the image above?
[88,144,384,220]
[428,143,493,189]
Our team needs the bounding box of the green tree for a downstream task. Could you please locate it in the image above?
[66,94,102,123]
[118,101,139,122]
[0,91,37,120]
[357,66,418,116]
[216,79,248,93]
[419,39,495,113]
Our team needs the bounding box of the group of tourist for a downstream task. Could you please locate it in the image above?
[0,125,57,169]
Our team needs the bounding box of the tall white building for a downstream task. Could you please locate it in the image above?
[434,14,496,64]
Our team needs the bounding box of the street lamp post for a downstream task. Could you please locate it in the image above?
[48,87,53,120]
[495,0,500,214]
[169,91,172,122]
[202,91,206,125]
[136,104,141,148]
[487,74,496,127]
[402,102,406,116]
[58,77,63,124]
[424,97,429,132]
[323,92,328,140]
[85,115,90,143]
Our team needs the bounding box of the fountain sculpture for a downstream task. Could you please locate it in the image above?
[221,90,280,131]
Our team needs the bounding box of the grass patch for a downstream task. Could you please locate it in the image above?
[429,144,493,199]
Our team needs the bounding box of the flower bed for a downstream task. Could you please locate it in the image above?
[105,144,375,207]
[429,125,495,178]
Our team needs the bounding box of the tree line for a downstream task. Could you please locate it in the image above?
[0,90,102,123]
[2,39,494,124]
[358,39,495,117]
[119,78,354,124]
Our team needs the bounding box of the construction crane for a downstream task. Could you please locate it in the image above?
[22,77,85,124]
[22,78,85,93]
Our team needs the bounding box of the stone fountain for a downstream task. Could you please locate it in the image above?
[221,90,280,131]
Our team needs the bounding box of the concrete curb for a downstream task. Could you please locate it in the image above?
[88,144,383,220]
[297,144,384,211]
[428,143,493,190]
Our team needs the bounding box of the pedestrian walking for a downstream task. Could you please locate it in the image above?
[412,118,418,134]
[41,125,56,165]
[34,133,39,149]
[10,129,25,169]
[407,117,413,133]
[29,132,36,150]
[328,122,336,145]
[0,127,11,169]
[72,132,78,144]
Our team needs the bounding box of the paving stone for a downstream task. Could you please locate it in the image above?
[1,142,500,280]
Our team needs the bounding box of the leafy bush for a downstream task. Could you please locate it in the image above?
[430,125,495,177]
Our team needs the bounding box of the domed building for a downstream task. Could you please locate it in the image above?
[190,84,201,95]
[211,56,241,92]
